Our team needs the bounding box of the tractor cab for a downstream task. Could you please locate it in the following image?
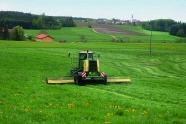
[72,50,106,85]
[78,51,96,71]
[79,51,94,60]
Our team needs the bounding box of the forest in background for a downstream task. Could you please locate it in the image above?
[142,19,186,37]
[0,11,76,29]
[0,11,186,39]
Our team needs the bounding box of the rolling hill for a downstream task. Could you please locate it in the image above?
[25,25,181,43]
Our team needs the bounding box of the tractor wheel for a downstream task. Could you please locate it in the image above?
[74,72,84,86]
[74,74,78,85]
[103,76,108,85]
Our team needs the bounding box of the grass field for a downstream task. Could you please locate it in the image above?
[0,40,186,123]
[115,25,180,43]
[25,25,182,43]
[25,27,112,42]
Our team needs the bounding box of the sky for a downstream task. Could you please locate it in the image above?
[0,0,186,22]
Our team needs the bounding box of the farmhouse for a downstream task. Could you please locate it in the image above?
[35,34,54,42]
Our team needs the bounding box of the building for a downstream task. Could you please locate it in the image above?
[35,34,54,42]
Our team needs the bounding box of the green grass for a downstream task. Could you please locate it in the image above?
[25,27,112,42]
[115,25,180,43]
[0,40,186,123]
[25,26,182,43]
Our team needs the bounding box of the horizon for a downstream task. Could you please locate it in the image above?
[0,0,186,22]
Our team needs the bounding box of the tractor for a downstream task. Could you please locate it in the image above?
[71,51,107,85]
[47,50,131,85]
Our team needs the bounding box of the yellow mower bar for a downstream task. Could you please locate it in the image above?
[47,77,131,84]
[47,77,74,84]
[107,77,131,83]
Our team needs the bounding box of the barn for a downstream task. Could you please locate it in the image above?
[35,34,54,42]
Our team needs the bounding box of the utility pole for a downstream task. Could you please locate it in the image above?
[150,22,152,54]
[150,30,152,54]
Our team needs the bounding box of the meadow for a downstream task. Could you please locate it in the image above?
[116,25,180,43]
[0,26,186,124]
[25,27,112,42]
[25,25,182,43]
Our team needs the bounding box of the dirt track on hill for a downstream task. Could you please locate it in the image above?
[92,24,147,36]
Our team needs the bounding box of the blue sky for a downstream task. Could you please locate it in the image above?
[0,0,186,22]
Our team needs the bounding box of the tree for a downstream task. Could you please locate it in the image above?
[170,23,186,37]
[45,16,60,29]
[11,26,25,41]
[0,20,4,39]
[88,22,92,28]
[169,24,179,36]
[176,29,185,37]
[3,24,9,40]
[0,19,9,40]
[0,11,73,29]
[142,19,176,32]
[32,13,46,29]
[61,17,76,27]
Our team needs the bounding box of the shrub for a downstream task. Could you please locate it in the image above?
[10,26,25,41]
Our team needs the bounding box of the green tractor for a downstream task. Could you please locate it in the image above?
[71,51,107,85]
[47,50,131,85]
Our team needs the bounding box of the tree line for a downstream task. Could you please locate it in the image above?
[0,11,76,29]
[142,19,186,37]
[0,11,76,40]
[169,23,186,37]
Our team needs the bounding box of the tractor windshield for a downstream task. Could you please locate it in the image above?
[79,53,94,60]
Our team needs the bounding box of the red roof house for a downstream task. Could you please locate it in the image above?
[35,34,54,42]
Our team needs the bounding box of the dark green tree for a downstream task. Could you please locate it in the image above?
[0,19,9,40]
[32,13,46,29]
[170,23,186,37]
[61,17,76,27]
[0,20,3,39]
[11,26,25,41]
[142,19,176,32]
[45,16,61,29]
[2,24,9,40]
[176,29,185,37]
[0,11,73,29]
[169,24,179,36]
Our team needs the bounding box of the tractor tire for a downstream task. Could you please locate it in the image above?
[74,74,78,85]
[74,72,84,86]
[103,76,108,85]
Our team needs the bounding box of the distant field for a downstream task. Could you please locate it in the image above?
[25,25,181,43]
[115,25,180,43]
[25,27,112,42]
[92,24,146,36]
[0,41,186,123]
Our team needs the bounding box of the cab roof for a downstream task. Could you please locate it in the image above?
[80,51,94,54]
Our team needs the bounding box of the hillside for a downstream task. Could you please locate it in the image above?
[0,11,183,43]
[25,27,112,42]
[25,26,181,43]
[0,41,186,123]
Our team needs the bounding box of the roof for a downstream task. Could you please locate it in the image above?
[80,51,94,54]
[36,34,54,39]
